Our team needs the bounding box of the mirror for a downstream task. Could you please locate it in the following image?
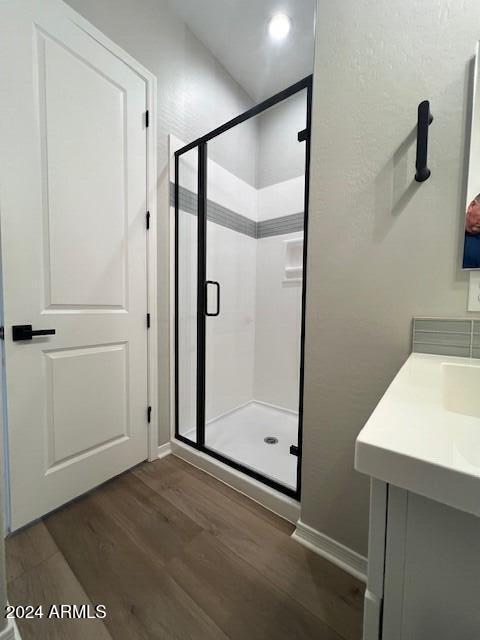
[463,43,480,269]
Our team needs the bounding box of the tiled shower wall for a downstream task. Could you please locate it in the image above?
[412,318,480,358]
[254,176,305,411]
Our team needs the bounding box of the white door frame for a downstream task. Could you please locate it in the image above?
[0,1,159,530]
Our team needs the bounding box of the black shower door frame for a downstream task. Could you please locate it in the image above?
[174,75,313,501]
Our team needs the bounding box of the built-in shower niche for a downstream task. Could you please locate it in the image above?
[284,237,303,283]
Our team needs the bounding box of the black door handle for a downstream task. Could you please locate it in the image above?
[12,325,56,341]
[205,281,220,317]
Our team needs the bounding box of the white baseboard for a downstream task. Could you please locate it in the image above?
[0,618,21,640]
[292,519,367,583]
[157,442,172,459]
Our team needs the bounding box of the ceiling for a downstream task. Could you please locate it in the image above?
[168,0,315,102]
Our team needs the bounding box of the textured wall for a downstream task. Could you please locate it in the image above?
[301,0,480,556]
[64,0,257,445]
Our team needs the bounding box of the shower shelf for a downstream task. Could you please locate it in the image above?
[284,237,303,283]
[285,266,303,280]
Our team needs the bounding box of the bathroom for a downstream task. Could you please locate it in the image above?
[0,0,480,639]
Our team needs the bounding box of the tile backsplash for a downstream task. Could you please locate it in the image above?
[413,318,480,358]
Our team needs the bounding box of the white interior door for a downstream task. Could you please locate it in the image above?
[0,0,150,530]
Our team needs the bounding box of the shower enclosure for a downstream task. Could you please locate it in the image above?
[174,76,312,499]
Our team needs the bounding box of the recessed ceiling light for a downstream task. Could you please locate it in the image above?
[268,14,291,41]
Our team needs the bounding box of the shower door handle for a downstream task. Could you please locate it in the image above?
[205,281,220,317]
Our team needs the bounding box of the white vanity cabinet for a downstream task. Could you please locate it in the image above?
[365,479,480,640]
[355,353,480,640]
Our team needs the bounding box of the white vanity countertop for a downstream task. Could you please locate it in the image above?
[355,352,480,517]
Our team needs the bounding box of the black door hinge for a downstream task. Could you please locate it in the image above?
[147,406,152,423]
[145,110,149,128]
[146,210,150,229]
[147,313,151,328]
[289,444,299,456]
[0,327,4,340]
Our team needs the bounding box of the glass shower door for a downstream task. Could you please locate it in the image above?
[175,148,199,445]
[202,95,307,494]
[204,121,260,475]
[175,76,312,499]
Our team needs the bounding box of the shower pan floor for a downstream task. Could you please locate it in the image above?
[205,401,298,490]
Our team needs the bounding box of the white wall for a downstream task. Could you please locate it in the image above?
[257,176,305,221]
[254,176,305,411]
[254,233,303,411]
[301,0,480,557]
[64,0,258,446]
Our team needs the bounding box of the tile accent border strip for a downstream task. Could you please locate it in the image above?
[257,213,304,238]
[412,317,480,358]
[171,183,304,238]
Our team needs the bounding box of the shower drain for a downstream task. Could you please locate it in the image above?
[264,436,278,445]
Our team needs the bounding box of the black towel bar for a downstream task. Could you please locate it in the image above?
[415,100,433,182]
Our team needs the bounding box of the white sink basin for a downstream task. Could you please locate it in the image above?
[443,362,480,418]
[355,353,480,518]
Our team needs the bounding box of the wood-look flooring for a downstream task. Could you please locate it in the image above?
[6,455,364,640]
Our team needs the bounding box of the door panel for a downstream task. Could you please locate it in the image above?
[41,34,128,308]
[45,344,129,467]
[0,0,149,529]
